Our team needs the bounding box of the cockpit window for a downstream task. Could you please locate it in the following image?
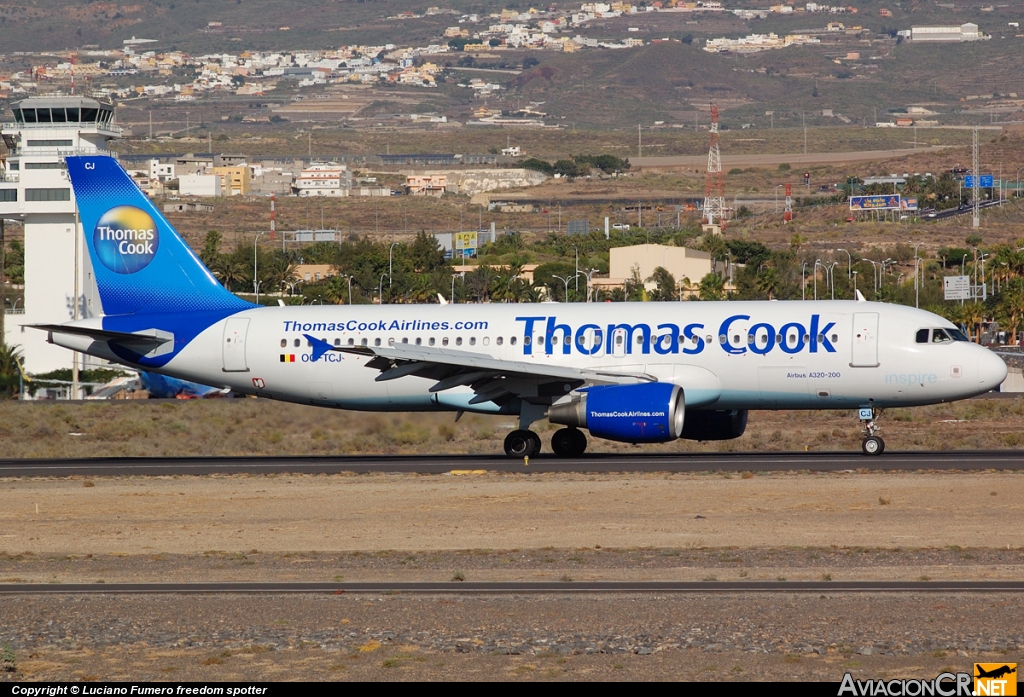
[917,328,969,344]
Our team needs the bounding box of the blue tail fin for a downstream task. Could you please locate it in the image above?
[65,155,252,316]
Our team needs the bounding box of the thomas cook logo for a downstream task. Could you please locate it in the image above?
[975,664,1017,696]
[93,205,159,274]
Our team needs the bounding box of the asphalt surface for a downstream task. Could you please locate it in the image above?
[2,581,1023,595]
[2,450,1024,477]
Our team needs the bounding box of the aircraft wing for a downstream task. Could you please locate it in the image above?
[303,334,651,406]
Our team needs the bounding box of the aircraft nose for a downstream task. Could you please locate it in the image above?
[977,348,1008,392]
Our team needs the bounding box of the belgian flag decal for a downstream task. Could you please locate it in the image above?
[280,354,296,363]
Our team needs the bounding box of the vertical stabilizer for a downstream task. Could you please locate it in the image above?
[65,155,252,317]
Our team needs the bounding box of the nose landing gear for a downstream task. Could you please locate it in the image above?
[858,407,884,456]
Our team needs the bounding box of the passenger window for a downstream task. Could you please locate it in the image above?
[719,334,727,343]
[483,337,490,346]
[594,331,602,344]
[442,337,449,346]
[334,338,341,346]
[361,338,368,346]
[401,338,408,344]
[469,337,476,346]
[831,333,838,343]
[916,329,930,344]
[510,336,517,346]
[429,337,435,346]
[636,335,643,345]
[616,335,623,345]
[551,336,559,345]
[348,338,354,346]
[456,337,463,346]
[294,338,300,347]
[375,338,381,347]
[706,335,713,343]
[280,339,286,347]
[415,338,422,346]
[496,337,503,346]
[388,338,395,346]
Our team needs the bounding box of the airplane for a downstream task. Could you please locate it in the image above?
[31,155,1007,458]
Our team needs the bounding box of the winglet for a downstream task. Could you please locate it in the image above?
[855,289,867,302]
[303,334,336,362]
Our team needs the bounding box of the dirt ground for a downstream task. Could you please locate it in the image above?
[2,470,1023,681]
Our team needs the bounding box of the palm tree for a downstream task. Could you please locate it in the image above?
[997,277,1024,345]
[0,343,25,399]
[698,272,725,301]
[756,267,780,300]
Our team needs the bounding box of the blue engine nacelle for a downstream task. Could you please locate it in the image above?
[547,382,684,443]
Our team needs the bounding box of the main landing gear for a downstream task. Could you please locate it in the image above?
[858,407,885,456]
[504,429,542,458]
[502,428,589,458]
[551,427,587,458]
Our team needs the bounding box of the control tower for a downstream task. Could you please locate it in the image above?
[0,97,121,375]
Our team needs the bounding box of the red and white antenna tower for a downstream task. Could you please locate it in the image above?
[702,103,726,227]
[269,192,277,241]
[784,183,793,223]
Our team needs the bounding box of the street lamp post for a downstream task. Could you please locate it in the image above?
[775,184,783,213]
[813,259,820,301]
[837,248,852,279]
[913,243,923,309]
[852,270,858,297]
[866,260,880,294]
[826,262,838,300]
[553,273,579,302]
[388,242,399,294]
[253,232,265,304]
[572,245,579,295]
[379,273,388,305]
[340,274,353,305]
[801,261,807,301]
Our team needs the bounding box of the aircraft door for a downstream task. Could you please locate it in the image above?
[851,312,880,368]
[575,327,604,358]
[222,318,250,372]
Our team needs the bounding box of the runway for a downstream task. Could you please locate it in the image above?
[2,581,1024,595]
[1,450,1023,477]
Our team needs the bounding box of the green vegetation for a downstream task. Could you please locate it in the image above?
[522,153,630,178]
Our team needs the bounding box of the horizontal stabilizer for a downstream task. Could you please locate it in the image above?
[31,324,174,357]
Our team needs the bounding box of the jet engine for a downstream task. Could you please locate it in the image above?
[548,383,684,443]
[680,409,748,441]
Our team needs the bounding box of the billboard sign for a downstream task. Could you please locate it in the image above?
[850,195,901,210]
[454,231,478,258]
[964,175,994,188]
[943,275,971,301]
[901,197,918,211]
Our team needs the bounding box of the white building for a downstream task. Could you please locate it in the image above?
[909,23,983,42]
[294,162,351,197]
[1,97,120,375]
[178,174,222,197]
[149,159,175,182]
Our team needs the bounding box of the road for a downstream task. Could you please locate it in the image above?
[2,581,1023,595]
[632,146,951,170]
[2,450,1024,477]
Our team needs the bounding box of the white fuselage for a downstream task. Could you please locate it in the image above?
[82,300,1005,413]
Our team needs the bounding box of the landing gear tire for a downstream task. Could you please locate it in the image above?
[862,436,885,456]
[505,429,542,458]
[551,428,588,458]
